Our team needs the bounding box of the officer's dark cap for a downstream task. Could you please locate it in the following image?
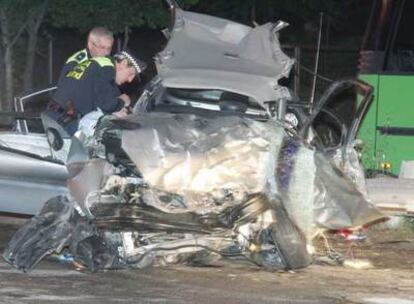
[114,49,147,74]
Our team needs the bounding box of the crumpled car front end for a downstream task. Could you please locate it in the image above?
[3,113,382,272]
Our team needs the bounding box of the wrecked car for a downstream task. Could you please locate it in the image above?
[0,88,69,215]
[2,3,383,272]
[3,110,382,272]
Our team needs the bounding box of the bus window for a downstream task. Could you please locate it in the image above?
[386,0,414,72]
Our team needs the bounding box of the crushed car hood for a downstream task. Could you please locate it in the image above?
[156,9,294,104]
[115,113,382,233]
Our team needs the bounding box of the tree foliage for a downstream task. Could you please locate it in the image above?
[0,0,48,111]
[193,0,359,25]
[49,0,199,33]
[193,0,365,45]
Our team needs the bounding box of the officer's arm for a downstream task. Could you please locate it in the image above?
[94,66,125,113]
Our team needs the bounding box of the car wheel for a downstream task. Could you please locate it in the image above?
[269,202,312,270]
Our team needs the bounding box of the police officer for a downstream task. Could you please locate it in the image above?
[57,27,114,83]
[47,50,147,135]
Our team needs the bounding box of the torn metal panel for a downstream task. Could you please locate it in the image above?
[3,196,76,272]
[0,133,56,158]
[0,112,73,215]
[312,153,383,229]
[332,146,368,196]
[113,113,383,239]
[67,158,115,218]
[3,192,309,272]
[275,140,382,237]
[0,147,68,215]
[119,113,283,203]
[156,9,294,104]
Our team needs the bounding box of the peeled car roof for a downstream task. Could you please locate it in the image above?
[156,9,294,104]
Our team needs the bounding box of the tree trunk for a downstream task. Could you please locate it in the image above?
[250,2,256,24]
[3,46,14,112]
[23,0,48,93]
[116,37,121,53]
[0,8,7,111]
[23,25,38,93]
[0,44,4,107]
[0,8,14,112]
[122,26,130,49]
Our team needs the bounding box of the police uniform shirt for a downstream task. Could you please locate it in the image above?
[56,49,90,86]
[53,56,124,116]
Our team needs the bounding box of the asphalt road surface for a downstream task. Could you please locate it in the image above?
[0,216,413,304]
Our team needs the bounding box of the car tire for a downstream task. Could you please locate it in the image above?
[269,202,312,270]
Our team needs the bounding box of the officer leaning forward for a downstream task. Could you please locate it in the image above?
[46,50,147,135]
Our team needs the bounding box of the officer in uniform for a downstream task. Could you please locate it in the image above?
[57,27,114,83]
[46,50,147,135]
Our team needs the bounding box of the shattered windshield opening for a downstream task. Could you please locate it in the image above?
[151,87,269,120]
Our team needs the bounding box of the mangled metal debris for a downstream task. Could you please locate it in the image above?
[3,113,383,272]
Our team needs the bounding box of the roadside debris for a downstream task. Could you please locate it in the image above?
[343,259,374,269]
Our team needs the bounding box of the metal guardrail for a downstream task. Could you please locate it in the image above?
[13,86,57,134]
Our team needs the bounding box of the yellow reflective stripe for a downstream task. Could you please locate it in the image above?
[66,60,92,80]
[65,49,88,64]
[92,57,113,67]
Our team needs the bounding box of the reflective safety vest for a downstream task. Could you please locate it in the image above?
[65,49,89,66]
[66,57,114,80]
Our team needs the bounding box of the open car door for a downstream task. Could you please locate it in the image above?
[298,80,374,189]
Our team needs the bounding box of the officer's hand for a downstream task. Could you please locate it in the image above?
[119,94,131,107]
[113,107,129,119]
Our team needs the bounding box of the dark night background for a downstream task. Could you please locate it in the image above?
[0,0,376,117]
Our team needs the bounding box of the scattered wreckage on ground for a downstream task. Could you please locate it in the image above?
[1,3,384,272]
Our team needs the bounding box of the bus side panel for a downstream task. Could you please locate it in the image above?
[375,75,414,174]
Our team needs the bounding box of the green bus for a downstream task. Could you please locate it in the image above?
[358,0,414,175]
